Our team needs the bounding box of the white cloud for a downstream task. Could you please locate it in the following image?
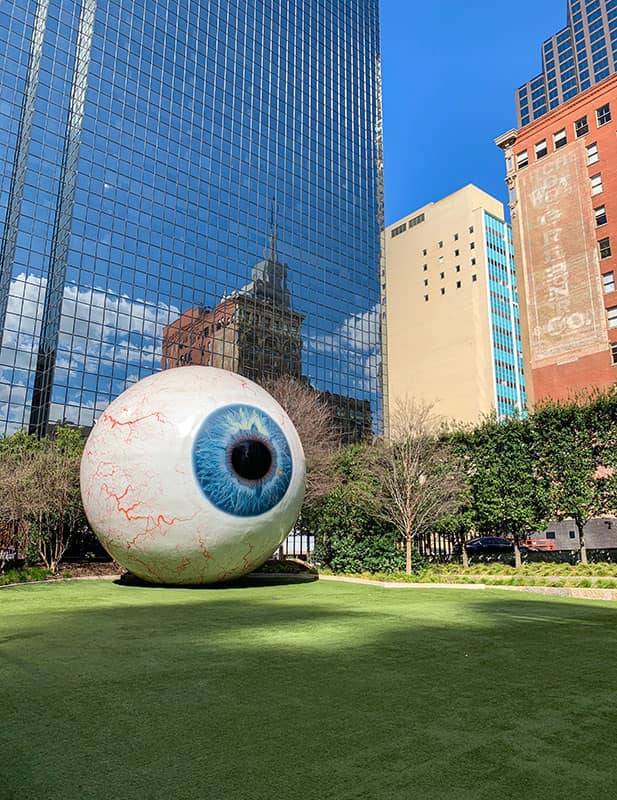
[0,273,180,428]
[305,302,382,393]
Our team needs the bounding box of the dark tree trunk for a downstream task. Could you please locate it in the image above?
[513,536,522,569]
[577,520,588,565]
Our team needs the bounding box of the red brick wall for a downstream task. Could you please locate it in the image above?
[513,74,617,404]
[534,350,616,402]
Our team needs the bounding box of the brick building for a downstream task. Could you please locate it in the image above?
[162,229,372,442]
[162,230,304,383]
[496,74,617,403]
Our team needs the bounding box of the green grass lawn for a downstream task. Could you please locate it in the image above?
[2,579,617,799]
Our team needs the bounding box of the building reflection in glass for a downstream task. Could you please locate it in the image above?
[162,220,373,442]
[0,1,383,440]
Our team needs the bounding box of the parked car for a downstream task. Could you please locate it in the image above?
[454,536,530,557]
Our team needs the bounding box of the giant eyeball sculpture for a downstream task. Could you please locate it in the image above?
[80,367,305,584]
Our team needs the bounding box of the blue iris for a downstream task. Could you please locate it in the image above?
[192,404,293,517]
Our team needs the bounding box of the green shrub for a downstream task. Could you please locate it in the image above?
[0,566,52,585]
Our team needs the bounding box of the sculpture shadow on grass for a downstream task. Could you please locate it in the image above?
[114,570,319,590]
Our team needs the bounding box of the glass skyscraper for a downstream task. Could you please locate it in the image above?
[0,0,383,439]
[517,0,617,126]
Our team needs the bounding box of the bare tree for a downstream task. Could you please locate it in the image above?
[0,428,85,573]
[27,446,84,572]
[374,398,464,574]
[0,458,30,570]
[0,448,34,570]
[265,376,340,509]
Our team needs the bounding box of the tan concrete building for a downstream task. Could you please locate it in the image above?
[384,184,526,425]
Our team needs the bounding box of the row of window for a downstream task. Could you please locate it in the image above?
[390,212,425,238]
[422,258,476,274]
[515,102,611,168]
[423,275,478,300]
[420,227,474,254]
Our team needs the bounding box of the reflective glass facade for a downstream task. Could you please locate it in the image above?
[0,0,383,440]
[517,0,617,126]
[483,212,526,419]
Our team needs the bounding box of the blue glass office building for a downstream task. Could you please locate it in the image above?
[0,0,383,438]
[517,0,617,126]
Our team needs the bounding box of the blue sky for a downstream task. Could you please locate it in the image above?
[381,0,566,224]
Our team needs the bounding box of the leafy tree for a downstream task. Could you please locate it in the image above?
[308,443,407,573]
[453,414,549,567]
[430,509,475,568]
[532,392,617,564]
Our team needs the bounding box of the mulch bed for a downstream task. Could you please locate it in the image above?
[57,560,123,579]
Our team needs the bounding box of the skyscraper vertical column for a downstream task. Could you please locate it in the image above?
[29,0,96,435]
[0,0,50,341]
[375,51,388,437]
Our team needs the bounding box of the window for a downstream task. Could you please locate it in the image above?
[454,233,459,241]
[471,258,476,266]
[612,342,617,365]
[440,288,445,295]
[422,248,427,256]
[472,274,477,282]
[516,150,529,169]
[438,240,443,248]
[424,294,429,302]
[455,248,459,256]
[587,142,599,164]
[591,173,603,195]
[468,226,474,234]
[456,280,461,288]
[574,115,589,137]
[423,278,428,287]
[470,242,475,250]
[596,103,611,126]
[409,212,425,228]
[535,139,548,159]
[440,272,445,279]
[599,237,612,259]
[603,272,615,293]
[553,128,567,149]
[456,265,461,273]
[569,530,576,539]
[546,531,556,540]
[607,306,617,328]
[391,222,406,238]
[423,264,428,271]
[595,205,607,226]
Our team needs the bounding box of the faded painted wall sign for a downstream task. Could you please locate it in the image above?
[517,142,607,369]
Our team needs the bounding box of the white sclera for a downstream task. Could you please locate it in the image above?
[80,366,306,584]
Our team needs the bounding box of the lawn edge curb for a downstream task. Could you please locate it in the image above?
[318,573,617,601]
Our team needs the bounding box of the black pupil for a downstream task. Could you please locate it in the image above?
[231,440,272,481]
